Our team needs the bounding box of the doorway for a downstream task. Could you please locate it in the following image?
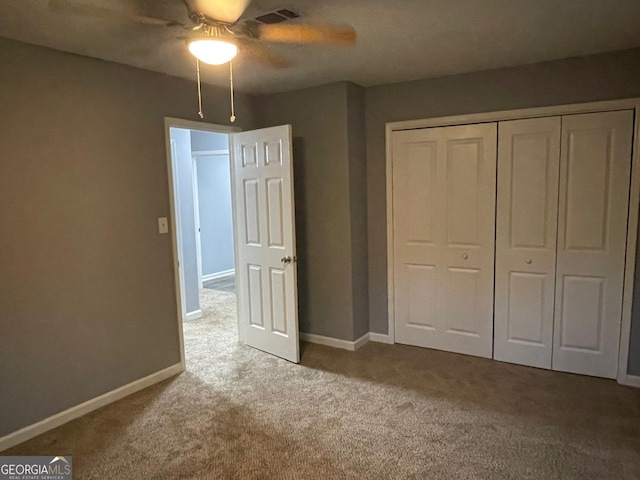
[165,119,301,366]
[165,118,240,363]
[167,120,238,316]
[192,138,236,295]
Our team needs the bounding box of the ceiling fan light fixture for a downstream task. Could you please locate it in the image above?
[188,38,238,65]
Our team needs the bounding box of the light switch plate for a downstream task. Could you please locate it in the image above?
[158,217,169,234]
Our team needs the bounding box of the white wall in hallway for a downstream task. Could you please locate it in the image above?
[191,131,234,279]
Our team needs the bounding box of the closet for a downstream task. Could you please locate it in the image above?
[391,109,635,379]
[493,116,560,370]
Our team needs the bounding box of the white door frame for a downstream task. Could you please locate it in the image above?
[385,98,640,387]
[164,117,240,369]
[191,155,203,288]
[168,138,189,324]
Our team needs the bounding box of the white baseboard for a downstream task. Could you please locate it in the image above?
[185,309,202,321]
[369,332,393,344]
[0,363,183,452]
[353,333,370,350]
[619,374,640,388]
[202,269,235,282]
[300,332,370,351]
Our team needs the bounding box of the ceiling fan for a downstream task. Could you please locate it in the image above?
[48,0,357,68]
[48,0,356,120]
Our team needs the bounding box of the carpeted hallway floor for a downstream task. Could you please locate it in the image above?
[5,289,640,479]
[202,274,235,293]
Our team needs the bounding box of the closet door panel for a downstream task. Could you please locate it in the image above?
[403,263,437,330]
[553,110,633,378]
[392,129,444,345]
[506,272,547,341]
[494,117,561,369]
[393,124,496,358]
[438,124,497,358]
[443,266,482,336]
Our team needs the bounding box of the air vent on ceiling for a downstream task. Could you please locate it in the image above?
[254,9,299,24]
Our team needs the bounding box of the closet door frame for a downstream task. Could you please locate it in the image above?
[386,98,640,387]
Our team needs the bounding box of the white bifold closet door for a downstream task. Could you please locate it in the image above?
[552,111,633,378]
[392,123,497,358]
[494,117,561,369]
[494,110,633,378]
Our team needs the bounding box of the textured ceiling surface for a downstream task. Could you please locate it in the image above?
[1,0,640,94]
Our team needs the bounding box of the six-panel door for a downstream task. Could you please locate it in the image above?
[392,123,497,358]
[232,125,300,363]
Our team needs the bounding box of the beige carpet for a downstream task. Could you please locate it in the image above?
[5,289,640,479]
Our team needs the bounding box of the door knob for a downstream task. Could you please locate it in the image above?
[525,259,532,264]
[462,254,469,260]
[281,256,292,264]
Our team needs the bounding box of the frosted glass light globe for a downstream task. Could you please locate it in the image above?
[188,39,238,65]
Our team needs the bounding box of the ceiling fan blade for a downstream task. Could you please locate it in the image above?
[236,40,292,69]
[186,0,252,24]
[49,0,185,27]
[257,23,357,45]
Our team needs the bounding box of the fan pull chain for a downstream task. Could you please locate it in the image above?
[229,59,236,123]
[196,58,204,119]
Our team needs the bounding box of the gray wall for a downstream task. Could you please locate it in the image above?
[364,48,640,375]
[0,37,257,437]
[256,82,367,341]
[195,153,234,277]
[191,130,229,152]
[346,83,369,340]
[170,128,199,314]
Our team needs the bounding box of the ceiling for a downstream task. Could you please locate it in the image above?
[2,0,640,95]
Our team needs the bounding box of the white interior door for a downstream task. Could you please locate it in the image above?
[392,123,497,358]
[232,125,300,363]
[552,110,633,378]
[494,117,561,369]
